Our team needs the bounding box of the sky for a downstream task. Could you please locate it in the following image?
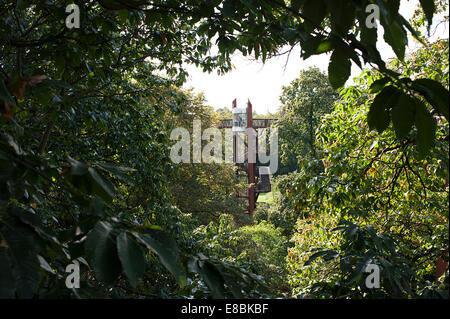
[183,0,449,114]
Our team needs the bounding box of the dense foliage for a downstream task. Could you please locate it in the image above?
[284,39,449,298]
[0,0,448,299]
[277,68,338,174]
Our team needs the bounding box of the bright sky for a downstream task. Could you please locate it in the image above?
[183,0,449,114]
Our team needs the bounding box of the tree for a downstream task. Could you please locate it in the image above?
[277,67,338,174]
[285,36,449,297]
[0,0,448,299]
[0,1,261,298]
[165,90,246,225]
[2,0,446,151]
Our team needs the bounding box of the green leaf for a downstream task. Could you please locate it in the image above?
[367,85,400,133]
[328,50,351,89]
[85,221,122,285]
[302,0,327,31]
[0,248,17,298]
[88,167,115,202]
[391,93,416,139]
[382,19,407,61]
[68,157,88,176]
[118,9,129,23]
[116,232,147,288]
[133,230,186,287]
[222,0,234,17]
[95,162,136,186]
[357,10,377,47]
[0,216,42,298]
[305,250,336,266]
[327,0,355,35]
[369,77,390,94]
[419,0,435,30]
[412,79,449,121]
[316,39,334,54]
[415,100,436,157]
[200,261,225,298]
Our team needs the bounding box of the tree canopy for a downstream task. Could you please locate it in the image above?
[0,0,448,300]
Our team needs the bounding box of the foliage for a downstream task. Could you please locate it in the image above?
[284,37,449,298]
[190,214,289,295]
[0,0,448,299]
[287,211,340,298]
[1,0,445,152]
[260,173,306,238]
[276,68,338,174]
[238,220,290,293]
[166,91,246,226]
[0,0,273,298]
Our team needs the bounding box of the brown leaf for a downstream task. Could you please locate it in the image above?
[0,100,14,121]
[8,74,27,100]
[0,239,8,248]
[60,168,70,176]
[161,34,167,45]
[436,256,449,280]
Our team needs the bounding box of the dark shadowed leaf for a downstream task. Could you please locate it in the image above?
[133,230,186,287]
[327,0,355,35]
[369,77,390,94]
[415,100,437,157]
[116,232,147,288]
[88,167,115,202]
[383,20,407,61]
[328,50,351,89]
[419,0,435,30]
[221,0,234,17]
[200,261,225,298]
[95,162,136,185]
[302,0,327,31]
[85,221,122,285]
[305,250,337,266]
[68,157,88,176]
[391,93,416,139]
[412,78,449,121]
[0,248,16,298]
[367,86,400,133]
[0,216,42,298]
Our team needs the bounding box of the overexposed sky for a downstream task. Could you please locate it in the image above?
[183,0,449,114]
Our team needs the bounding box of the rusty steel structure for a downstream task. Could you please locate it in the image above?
[219,99,273,215]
